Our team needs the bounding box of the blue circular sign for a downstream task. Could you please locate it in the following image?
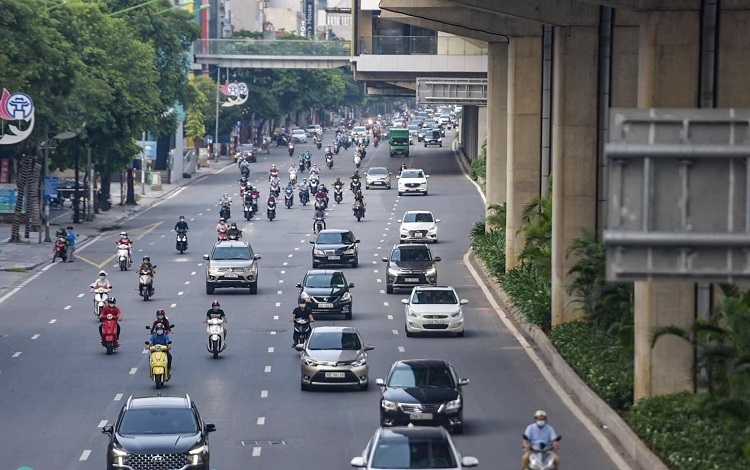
[6,93,34,120]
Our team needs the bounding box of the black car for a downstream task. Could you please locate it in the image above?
[383,244,440,294]
[296,269,355,319]
[424,128,443,147]
[376,359,469,433]
[235,143,256,163]
[102,395,216,470]
[311,229,360,268]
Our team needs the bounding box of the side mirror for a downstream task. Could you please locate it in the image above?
[202,254,209,260]
[435,219,441,223]
[102,425,114,435]
[460,299,468,305]
[461,456,479,467]
[348,283,355,288]
[375,378,385,386]
[204,423,216,433]
[254,254,262,260]
[294,344,305,351]
[381,257,389,262]
[425,175,430,178]
[144,341,150,344]
[458,378,470,386]
[401,299,409,305]
[434,257,441,262]
[167,341,173,345]
[396,219,402,223]
[364,345,374,351]
[350,457,366,468]
[295,283,303,288]
[355,239,361,243]
[310,240,315,244]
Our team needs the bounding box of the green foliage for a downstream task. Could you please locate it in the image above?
[501,265,551,330]
[469,204,507,278]
[518,180,552,279]
[551,321,633,410]
[626,392,750,469]
[468,140,486,181]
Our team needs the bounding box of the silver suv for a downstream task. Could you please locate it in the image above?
[203,240,261,295]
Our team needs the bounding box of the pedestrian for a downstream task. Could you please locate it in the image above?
[66,225,77,262]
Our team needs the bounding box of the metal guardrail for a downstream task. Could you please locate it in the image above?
[358,36,487,56]
[193,39,351,57]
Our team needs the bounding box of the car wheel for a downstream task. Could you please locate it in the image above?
[386,285,393,294]
[452,424,464,434]
[424,190,428,196]
[249,281,258,295]
[301,382,310,391]
[398,191,403,196]
[456,331,464,338]
[205,282,215,295]
[360,381,369,391]
[387,184,391,189]
[405,324,414,337]
[365,185,370,190]
[352,258,359,268]
[344,308,352,320]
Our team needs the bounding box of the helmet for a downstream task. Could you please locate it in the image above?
[143,256,150,262]
[108,297,116,304]
[356,190,363,196]
[219,217,225,223]
[240,177,247,183]
[154,323,165,335]
[335,177,341,182]
[534,410,547,419]
[271,164,276,168]
[179,215,185,221]
[211,300,220,308]
[119,231,127,238]
[223,193,228,198]
[156,309,165,316]
[230,223,237,229]
[302,178,307,182]
[98,270,107,277]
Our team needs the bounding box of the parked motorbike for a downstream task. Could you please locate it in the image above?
[267,198,277,221]
[353,201,365,221]
[138,266,156,301]
[100,313,119,355]
[52,236,68,263]
[175,229,188,254]
[333,184,344,203]
[220,202,231,220]
[92,287,111,317]
[206,317,226,359]
[284,188,294,208]
[292,317,312,347]
[325,154,333,169]
[288,143,295,157]
[146,342,171,389]
[117,243,131,271]
[526,442,558,470]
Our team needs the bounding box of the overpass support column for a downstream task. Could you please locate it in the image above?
[551,25,599,325]
[506,35,542,269]
[461,105,479,163]
[485,42,509,213]
[634,9,700,400]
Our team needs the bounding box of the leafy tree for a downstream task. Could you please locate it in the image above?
[518,178,553,280]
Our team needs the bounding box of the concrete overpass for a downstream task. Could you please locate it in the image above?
[377,0,750,401]
[192,39,352,69]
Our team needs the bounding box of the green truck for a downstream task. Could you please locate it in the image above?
[388,128,410,158]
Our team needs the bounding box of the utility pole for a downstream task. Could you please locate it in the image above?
[141,131,147,195]
[73,151,80,223]
[42,125,51,242]
[214,67,221,160]
[87,145,93,218]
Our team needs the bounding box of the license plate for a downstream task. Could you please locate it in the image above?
[410,413,433,420]
[416,233,424,237]
[328,256,340,260]
[426,320,445,324]
[405,278,419,282]
[224,273,239,278]
[325,372,345,378]
[318,303,334,308]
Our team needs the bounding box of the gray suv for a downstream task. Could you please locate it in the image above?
[203,240,261,294]
[382,244,440,294]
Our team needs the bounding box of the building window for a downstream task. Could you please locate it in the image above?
[326,14,350,26]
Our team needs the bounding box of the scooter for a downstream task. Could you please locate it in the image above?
[313,215,326,234]
[206,317,226,359]
[145,341,171,389]
[52,236,68,263]
[353,202,365,221]
[175,229,188,254]
[288,143,295,157]
[316,138,322,150]
[526,442,558,470]
[310,179,319,195]
[138,266,156,301]
[92,287,111,317]
[354,153,361,168]
[284,188,294,208]
[373,136,379,147]
[243,201,255,220]
[117,243,131,271]
[333,184,344,204]
[219,202,231,220]
[325,154,333,169]
[350,178,361,193]
[217,230,228,241]
[333,142,340,155]
[270,180,281,198]
[298,160,305,173]
[267,199,277,221]
[292,317,312,347]
[299,188,310,206]
[100,313,119,355]
[289,172,298,185]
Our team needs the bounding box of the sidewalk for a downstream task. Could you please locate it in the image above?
[0,160,231,273]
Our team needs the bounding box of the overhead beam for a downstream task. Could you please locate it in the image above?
[380,10,497,43]
[439,0,600,26]
[578,0,700,10]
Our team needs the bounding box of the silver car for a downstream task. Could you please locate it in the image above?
[203,240,261,295]
[366,167,392,190]
[296,326,373,391]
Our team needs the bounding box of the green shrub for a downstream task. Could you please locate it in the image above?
[626,393,750,469]
[468,140,487,181]
[501,264,551,330]
[470,220,506,278]
[551,321,633,410]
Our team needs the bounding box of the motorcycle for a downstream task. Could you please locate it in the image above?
[284,188,294,208]
[325,153,333,169]
[292,317,312,347]
[314,198,327,212]
[240,165,250,179]
[299,188,310,206]
[298,160,305,172]
[353,201,365,221]
[288,143,295,157]
[138,266,156,301]
[92,287,111,317]
[310,179,319,195]
[267,199,277,221]
[269,169,279,182]
[251,190,260,213]
[333,184,344,203]
[243,200,255,220]
[146,342,171,389]
[220,202,231,220]
[270,180,281,198]
[52,236,68,263]
[206,317,226,359]
[350,177,361,193]
[333,142,340,154]
[175,229,188,254]
[227,230,242,241]
[100,313,119,355]
[373,136,379,147]
[217,230,228,241]
[315,137,322,149]
[313,215,326,234]
[526,443,558,470]
[354,153,361,168]
[117,243,131,271]
[261,140,270,154]
[289,172,298,185]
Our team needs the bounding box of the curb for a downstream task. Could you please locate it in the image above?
[467,251,667,470]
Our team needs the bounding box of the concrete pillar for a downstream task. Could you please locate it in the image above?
[634,9,700,401]
[485,42,509,212]
[461,105,479,163]
[551,25,599,325]
[716,7,750,107]
[478,106,488,151]
[505,35,542,270]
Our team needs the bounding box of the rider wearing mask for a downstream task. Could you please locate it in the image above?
[146,324,172,372]
[219,193,231,206]
[151,309,172,334]
[138,256,155,275]
[99,297,122,341]
[90,270,113,291]
[522,410,560,470]
[204,300,228,342]
[299,178,310,191]
[216,218,228,237]
[353,190,366,218]
[269,164,278,180]
[290,296,315,347]
[227,222,242,240]
[334,177,343,188]
[116,231,133,264]
[310,164,319,175]
[174,216,189,232]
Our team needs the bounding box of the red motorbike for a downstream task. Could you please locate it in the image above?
[100,313,119,355]
[217,230,228,241]
[52,237,68,262]
[373,136,379,147]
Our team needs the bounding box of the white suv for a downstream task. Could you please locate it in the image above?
[402,286,467,337]
[397,169,429,196]
[398,210,440,243]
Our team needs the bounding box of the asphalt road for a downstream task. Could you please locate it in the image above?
[0,131,619,470]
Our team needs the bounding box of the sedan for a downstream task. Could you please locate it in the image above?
[350,426,478,469]
[398,210,440,243]
[311,229,360,268]
[366,167,392,190]
[397,169,429,196]
[296,269,354,319]
[291,129,308,143]
[296,326,373,391]
[402,286,467,337]
[376,359,469,433]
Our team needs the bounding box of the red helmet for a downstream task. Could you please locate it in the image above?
[211,300,220,307]
[156,309,165,316]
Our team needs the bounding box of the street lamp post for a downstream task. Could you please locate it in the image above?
[42,125,51,242]
[141,131,147,195]
[214,67,221,161]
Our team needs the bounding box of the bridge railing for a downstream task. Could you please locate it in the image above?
[193,39,351,57]
[358,36,487,56]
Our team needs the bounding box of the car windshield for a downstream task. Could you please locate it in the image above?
[370,434,457,469]
[307,331,362,350]
[392,248,431,262]
[387,364,455,388]
[403,213,434,223]
[369,168,388,175]
[292,129,305,135]
[411,290,457,305]
[401,171,424,179]
[237,144,254,152]
[118,409,198,435]
[352,127,366,133]
[316,232,356,244]
[305,273,347,288]
[408,125,419,131]
[212,246,253,260]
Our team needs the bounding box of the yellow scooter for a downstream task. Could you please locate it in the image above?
[145,341,171,389]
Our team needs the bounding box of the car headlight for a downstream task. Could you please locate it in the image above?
[428,226,437,234]
[341,292,352,302]
[303,357,319,366]
[352,355,367,367]
[445,397,461,411]
[451,309,463,318]
[188,445,206,455]
[111,447,128,457]
[425,266,437,276]
[381,399,397,411]
[344,248,356,255]
[313,249,325,255]
[407,309,418,318]
[244,265,256,272]
[387,267,400,276]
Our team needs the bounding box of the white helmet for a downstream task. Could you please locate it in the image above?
[98,270,107,277]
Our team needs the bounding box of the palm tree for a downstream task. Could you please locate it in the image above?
[518,182,552,280]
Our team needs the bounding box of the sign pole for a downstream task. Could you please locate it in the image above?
[43,125,51,242]
[214,67,221,161]
[141,131,146,195]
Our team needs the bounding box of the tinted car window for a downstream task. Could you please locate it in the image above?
[119,409,198,435]
[212,246,252,260]
[308,331,361,350]
[305,273,346,288]
[369,168,389,175]
[316,232,355,244]
[237,144,254,152]
[388,364,454,388]
[392,248,431,262]
[371,435,457,469]
[412,290,457,305]
[401,170,424,179]
[403,213,434,223]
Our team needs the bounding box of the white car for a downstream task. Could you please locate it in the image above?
[402,286,467,337]
[397,169,429,196]
[291,129,308,143]
[398,210,440,243]
[351,126,367,138]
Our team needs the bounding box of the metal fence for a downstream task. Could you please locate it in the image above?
[193,39,351,57]
[358,36,487,56]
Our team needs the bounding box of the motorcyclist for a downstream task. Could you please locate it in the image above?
[219,193,231,206]
[399,163,407,175]
[116,231,133,264]
[243,188,255,210]
[267,193,278,206]
[334,177,343,189]
[216,218,228,239]
[204,300,228,342]
[299,178,310,192]
[151,309,172,334]
[227,222,242,240]
[324,145,332,155]
[353,190,366,218]
[145,323,172,373]
[99,297,122,342]
[290,295,315,347]
[138,255,155,275]
[90,270,113,291]
[313,207,327,232]
[310,164,320,175]
[240,158,250,177]
[269,164,279,181]
[288,164,297,182]
[522,410,561,470]
[174,216,189,232]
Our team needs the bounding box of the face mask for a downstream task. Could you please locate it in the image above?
[99,275,106,279]
[157,315,164,320]
[536,420,546,428]
[299,304,305,309]
[156,330,164,335]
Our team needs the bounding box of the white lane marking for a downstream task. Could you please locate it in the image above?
[129,368,137,375]
[178,291,184,296]
[283,262,288,266]
[279,280,284,283]
[252,447,261,457]
[384,302,389,306]
[380,290,385,294]
[377,246,381,250]
[64,305,71,310]
[275,302,281,307]
[294,247,299,251]
[190,218,195,221]
[277,290,283,295]
[149,242,154,245]
[387,222,391,225]
[387,315,394,320]
[160,234,165,238]
[12,352,21,358]
[288,254,293,258]
[257,417,266,425]
[114,393,123,401]
[191,271,196,276]
[49,319,57,323]
[280,270,286,274]
[142,349,148,354]
[261,390,268,398]
[385,227,389,231]
[185,281,190,285]
[380,239,384,243]
[382,234,387,237]
[79,450,91,461]
[31,334,40,340]
[389,218,393,221]
[373,261,377,265]
[376,278,382,282]
[300,239,305,243]
[170,303,177,308]
[398,346,405,352]
[98,420,108,428]
[268,347,274,353]
[198,263,203,266]
[374,269,379,273]
[78,293,85,298]
[270,331,277,335]
[392,330,399,335]
[264,366,272,372]
[373,253,378,257]
[273,315,279,320]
